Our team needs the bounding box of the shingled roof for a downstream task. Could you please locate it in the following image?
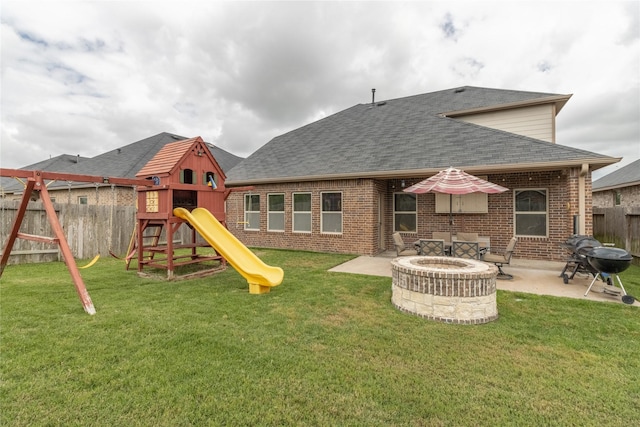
[592,158,640,191]
[2,132,243,193]
[226,86,619,185]
[135,137,200,177]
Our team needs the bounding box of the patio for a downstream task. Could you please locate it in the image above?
[329,252,639,306]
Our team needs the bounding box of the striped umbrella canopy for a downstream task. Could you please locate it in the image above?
[403,167,508,195]
[403,167,508,227]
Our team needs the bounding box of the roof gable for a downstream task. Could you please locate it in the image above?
[136,136,226,180]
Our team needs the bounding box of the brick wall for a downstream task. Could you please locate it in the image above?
[45,186,136,206]
[226,167,591,262]
[226,179,383,255]
[593,185,640,208]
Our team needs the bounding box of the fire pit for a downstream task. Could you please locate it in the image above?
[391,256,499,324]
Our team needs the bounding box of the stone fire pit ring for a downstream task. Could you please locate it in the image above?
[391,256,499,324]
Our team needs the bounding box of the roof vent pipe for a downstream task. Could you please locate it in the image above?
[371,88,376,104]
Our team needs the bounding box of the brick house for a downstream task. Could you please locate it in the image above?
[592,158,640,208]
[224,86,620,262]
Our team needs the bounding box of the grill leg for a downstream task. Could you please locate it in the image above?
[615,275,627,296]
[584,273,601,297]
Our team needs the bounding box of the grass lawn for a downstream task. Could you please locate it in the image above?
[1,250,639,426]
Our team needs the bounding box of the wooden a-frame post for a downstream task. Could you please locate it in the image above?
[0,169,150,315]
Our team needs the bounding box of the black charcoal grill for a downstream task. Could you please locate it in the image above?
[560,235,605,284]
[584,246,635,304]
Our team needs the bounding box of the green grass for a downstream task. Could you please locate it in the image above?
[1,250,639,426]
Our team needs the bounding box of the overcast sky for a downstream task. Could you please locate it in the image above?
[1,1,638,179]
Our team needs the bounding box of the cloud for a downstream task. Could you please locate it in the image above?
[1,1,638,178]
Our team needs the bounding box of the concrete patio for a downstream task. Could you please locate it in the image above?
[329,252,639,306]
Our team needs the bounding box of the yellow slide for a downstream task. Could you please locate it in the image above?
[173,207,283,294]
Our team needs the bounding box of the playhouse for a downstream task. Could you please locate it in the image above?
[130,136,227,278]
[131,136,284,294]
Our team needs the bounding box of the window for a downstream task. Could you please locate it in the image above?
[244,194,260,230]
[515,189,547,237]
[268,194,285,232]
[204,171,217,189]
[180,168,195,184]
[394,193,416,232]
[78,196,88,205]
[293,192,312,233]
[321,192,342,233]
[615,191,621,206]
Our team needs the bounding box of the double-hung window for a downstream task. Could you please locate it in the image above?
[244,194,260,230]
[321,192,342,233]
[514,189,547,237]
[293,192,312,233]
[268,194,285,232]
[394,193,417,232]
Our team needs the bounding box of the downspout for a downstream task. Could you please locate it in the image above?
[578,163,589,235]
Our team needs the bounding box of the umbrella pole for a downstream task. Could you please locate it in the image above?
[449,194,454,234]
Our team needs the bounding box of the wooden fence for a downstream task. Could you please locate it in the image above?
[593,207,640,263]
[0,201,193,265]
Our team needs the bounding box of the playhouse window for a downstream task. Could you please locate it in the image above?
[321,192,342,234]
[244,194,260,230]
[293,192,312,233]
[514,189,548,237]
[268,194,285,232]
[180,168,195,184]
[204,172,217,188]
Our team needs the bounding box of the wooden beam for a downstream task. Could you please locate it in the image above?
[0,168,152,187]
[0,179,36,276]
[38,177,96,314]
[16,233,60,245]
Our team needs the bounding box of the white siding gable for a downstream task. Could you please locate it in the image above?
[456,104,556,142]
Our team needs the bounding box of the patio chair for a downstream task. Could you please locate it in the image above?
[432,231,451,242]
[393,232,419,256]
[483,237,518,280]
[456,232,478,242]
[452,241,481,259]
[432,232,452,255]
[418,239,445,256]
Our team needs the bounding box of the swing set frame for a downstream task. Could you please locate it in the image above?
[0,168,151,315]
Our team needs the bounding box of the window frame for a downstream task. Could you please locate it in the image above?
[320,191,342,234]
[514,188,548,237]
[292,192,312,233]
[267,193,285,232]
[78,196,88,205]
[244,194,260,231]
[393,192,417,233]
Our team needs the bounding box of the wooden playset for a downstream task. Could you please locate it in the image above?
[127,136,228,278]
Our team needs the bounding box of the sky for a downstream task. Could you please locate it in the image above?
[1,1,639,179]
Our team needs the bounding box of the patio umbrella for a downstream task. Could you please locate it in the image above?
[403,166,509,229]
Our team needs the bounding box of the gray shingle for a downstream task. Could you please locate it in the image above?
[226,86,616,184]
[593,158,640,190]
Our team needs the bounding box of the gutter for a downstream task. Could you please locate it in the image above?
[593,180,640,192]
[226,157,621,187]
